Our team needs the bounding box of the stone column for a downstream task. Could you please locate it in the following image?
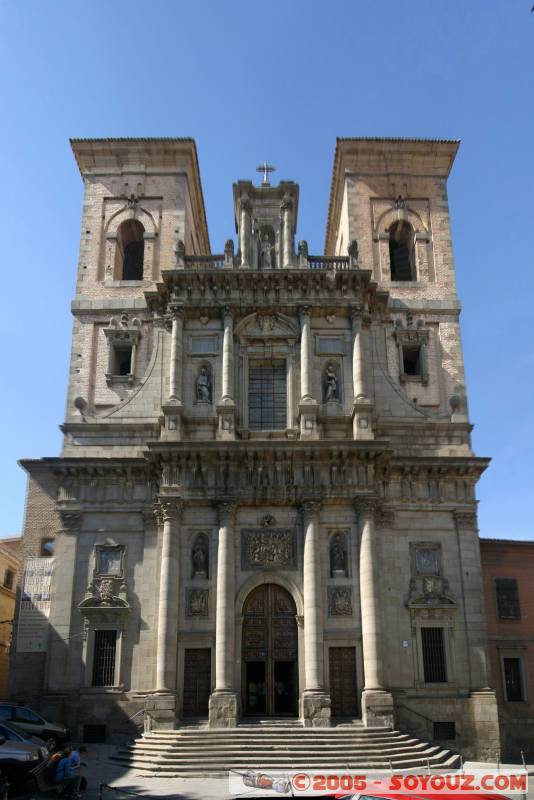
[350,306,373,440]
[301,500,330,726]
[153,500,182,728]
[239,198,251,268]
[168,305,184,403]
[209,501,238,727]
[281,195,293,267]
[356,498,393,728]
[217,307,236,439]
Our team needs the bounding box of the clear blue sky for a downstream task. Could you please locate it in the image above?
[0,1,532,539]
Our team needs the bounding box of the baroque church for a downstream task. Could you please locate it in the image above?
[11,137,500,759]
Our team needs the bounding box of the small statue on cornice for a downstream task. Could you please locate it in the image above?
[260,234,274,269]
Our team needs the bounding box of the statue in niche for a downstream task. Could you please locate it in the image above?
[196,365,211,402]
[260,233,274,269]
[330,533,348,577]
[324,362,339,402]
[192,534,209,579]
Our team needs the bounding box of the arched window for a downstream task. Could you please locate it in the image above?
[388,220,415,281]
[116,219,145,280]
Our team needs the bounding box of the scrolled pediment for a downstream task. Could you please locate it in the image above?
[235,311,298,340]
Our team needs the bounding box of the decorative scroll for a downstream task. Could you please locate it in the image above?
[241,529,295,570]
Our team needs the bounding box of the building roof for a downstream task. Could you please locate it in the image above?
[70,137,210,253]
[479,537,534,546]
[0,537,21,566]
[324,137,460,255]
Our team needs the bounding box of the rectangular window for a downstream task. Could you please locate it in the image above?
[317,336,344,355]
[190,336,217,354]
[3,570,13,591]
[421,627,447,683]
[92,630,117,687]
[496,578,521,619]
[503,657,523,701]
[403,345,422,376]
[248,362,287,431]
[112,346,132,376]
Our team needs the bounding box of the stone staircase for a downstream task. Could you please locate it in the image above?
[111,721,460,777]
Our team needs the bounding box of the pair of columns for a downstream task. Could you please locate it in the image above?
[154,496,390,728]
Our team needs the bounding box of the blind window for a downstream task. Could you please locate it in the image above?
[92,630,117,687]
[249,363,287,431]
[421,627,447,683]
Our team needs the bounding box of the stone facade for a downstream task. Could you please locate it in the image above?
[10,137,499,758]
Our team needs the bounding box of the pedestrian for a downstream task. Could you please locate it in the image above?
[70,744,87,791]
[55,746,81,797]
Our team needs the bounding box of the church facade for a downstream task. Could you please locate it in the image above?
[11,137,500,759]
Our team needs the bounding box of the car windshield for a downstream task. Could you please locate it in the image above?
[0,721,32,739]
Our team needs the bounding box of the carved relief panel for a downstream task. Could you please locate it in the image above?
[241,529,296,570]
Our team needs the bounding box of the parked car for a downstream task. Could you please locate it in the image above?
[0,704,69,751]
[0,720,49,759]
[0,732,43,784]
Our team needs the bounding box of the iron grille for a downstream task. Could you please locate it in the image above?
[248,363,287,430]
[503,657,523,701]
[421,627,447,683]
[92,630,117,687]
[496,578,521,619]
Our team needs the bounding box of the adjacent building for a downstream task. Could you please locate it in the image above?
[480,538,534,760]
[10,137,500,759]
[0,538,21,697]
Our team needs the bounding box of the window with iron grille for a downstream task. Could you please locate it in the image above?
[496,578,521,619]
[248,363,287,430]
[503,657,524,702]
[421,627,447,683]
[92,630,117,687]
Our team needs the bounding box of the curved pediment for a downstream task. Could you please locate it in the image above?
[235,311,298,340]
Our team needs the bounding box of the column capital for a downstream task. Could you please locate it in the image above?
[281,194,293,212]
[156,498,183,524]
[217,500,237,526]
[301,498,321,523]
[222,305,235,323]
[353,496,376,521]
[350,304,371,327]
[454,510,478,530]
[165,303,185,330]
[239,196,252,213]
[59,510,82,534]
[298,305,312,323]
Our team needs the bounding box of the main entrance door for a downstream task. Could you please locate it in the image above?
[183,648,211,717]
[329,646,358,717]
[242,584,298,716]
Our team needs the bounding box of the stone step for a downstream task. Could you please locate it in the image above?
[126,739,429,754]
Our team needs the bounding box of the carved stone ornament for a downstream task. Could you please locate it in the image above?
[323,362,341,403]
[79,576,129,611]
[260,514,276,528]
[94,544,125,579]
[191,532,209,579]
[454,511,478,529]
[407,575,455,608]
[186,588,209,618]
[241,529,295,570]
[328,586,353,616]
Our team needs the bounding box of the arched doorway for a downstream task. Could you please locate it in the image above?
[242,584,298,716]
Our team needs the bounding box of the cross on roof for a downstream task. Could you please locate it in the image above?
[256,160,276,187]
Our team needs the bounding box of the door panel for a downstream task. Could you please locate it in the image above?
[329,646,358,717]
[183,648,211,717]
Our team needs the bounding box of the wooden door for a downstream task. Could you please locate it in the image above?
[182,648,211,717]
[329,646,358,717]
[242,584,298,715]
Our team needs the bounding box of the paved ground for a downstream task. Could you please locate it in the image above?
[13,746,534,800]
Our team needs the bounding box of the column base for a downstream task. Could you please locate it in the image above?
[300,691,331,727]
[352,401,374,440]
[146,692,178,730]
[208,690,239,728]
[298,401,320,440]
[361,689,393,729]
[216,404,236,440]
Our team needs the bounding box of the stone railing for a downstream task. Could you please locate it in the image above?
[184,254,225,270]
[307,256,351,270]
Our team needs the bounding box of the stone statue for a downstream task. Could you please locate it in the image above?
[196,365,211,402]
[192,535,209,578]
[330,534,347,577]
[260,234,274,269]
[324,363,338,402]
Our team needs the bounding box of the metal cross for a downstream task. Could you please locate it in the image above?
[256,160,276,187]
